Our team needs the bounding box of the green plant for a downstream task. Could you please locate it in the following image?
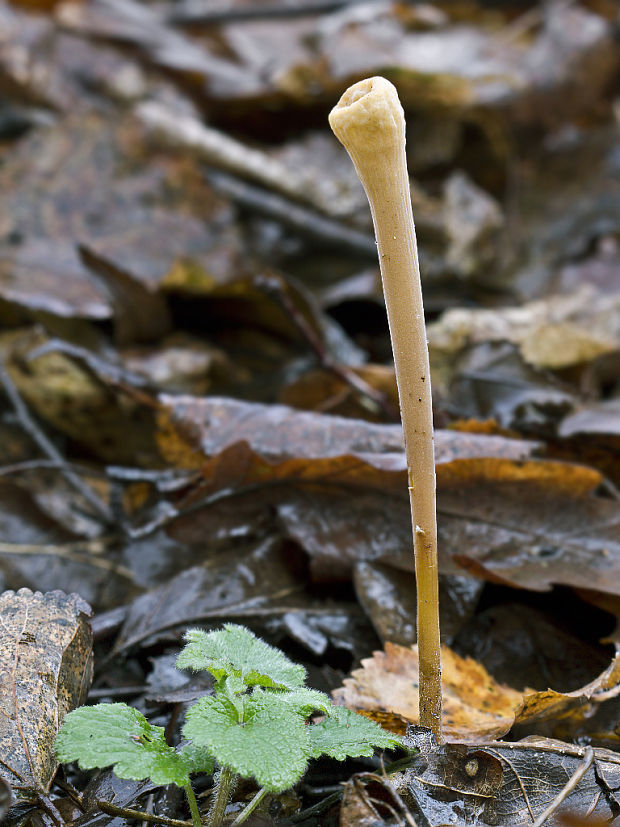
[329,77,442,739]
[55,624,402,827]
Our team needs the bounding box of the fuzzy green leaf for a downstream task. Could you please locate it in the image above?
[178,743,214,775]
[276,687,332,717]
[183,690,309,792]
[55,703,191,787]
[177,625,305,690]
[308,706,402,760]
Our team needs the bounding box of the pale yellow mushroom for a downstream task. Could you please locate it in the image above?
[329,77,442,740]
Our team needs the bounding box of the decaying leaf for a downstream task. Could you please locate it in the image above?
[392,737,620,825]
[1,328,159,464]
[0,114,243,333]
[438,458,620,596]
[156,395,539,468]
[335,641,620,744]
[113,538,307,653]
[0,588,93,796]
[515,650,620,730]
[333,642,524,742]
[429,285,620,370]
[454,602,613,694]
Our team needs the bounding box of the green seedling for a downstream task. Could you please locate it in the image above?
[56,624,401,827]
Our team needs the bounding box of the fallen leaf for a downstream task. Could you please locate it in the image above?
[113,537,307,653]
[1,328,159,465]
[156,394,538,468]
[278,364,399,421]
[0,114,243,334]
[333,642,524,742]
[392,737,620,825]
[0,588,93,796]
[514,650,620,730]
[454,603,613,693]
[353,561,482,646]
[429,285,620,370]
[335,640,620,743]
[435,341,577,432]
[438,457,620,596]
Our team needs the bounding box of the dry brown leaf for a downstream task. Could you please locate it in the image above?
[514,650,620,729]
[428,285,620,370]
[0,589,93,796]
[333,642,524,742]
[335,642,620,745]
[391,737,620,826]
[156,394,538,469]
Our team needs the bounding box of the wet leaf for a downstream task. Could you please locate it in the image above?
[354,561,483,646]
[157,395,538,469]
[438,458,620,596]
[0,114,242,333]
[334,642,524,741]
[75,772,157,827]
[514,651,620,730]
[0,588,93,796]
[435,341,577,431]
[335,640,620,744]
[1,328,159,464]
[394,738,620,825]
[113,538,307,653]
[454,602,612,694]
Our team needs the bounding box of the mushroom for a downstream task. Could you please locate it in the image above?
[329,77,442,739]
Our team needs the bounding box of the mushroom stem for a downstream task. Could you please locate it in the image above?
[329,77,442,740]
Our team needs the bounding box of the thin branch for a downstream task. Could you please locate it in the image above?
[169,0,369,26]
[531,746,594,827]
[97,800,192,827]
[0,539,135,580]
[206,169,375,257]
[255,272,398,420]
[0,359,112,526]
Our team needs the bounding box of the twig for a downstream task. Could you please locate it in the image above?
[254,272,398,419]
[97,800,192,827]
[0,359,113,527]
[206,169,375,257]
[137,102,352,219]
[0,459,106,479]
[531,746,594,827]
[38,793,65,827]
[169,0,369,26]
[289,790,342,822]
[0,539,135,580]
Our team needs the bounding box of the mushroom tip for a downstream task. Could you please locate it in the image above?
[328,76,405,155]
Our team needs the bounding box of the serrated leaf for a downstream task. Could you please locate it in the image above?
[55,703,191,787]
[177,625,305,690]
[308,706,402,761]
[276,688,332,717]
[177,743,214,775]
[183,691,309,792]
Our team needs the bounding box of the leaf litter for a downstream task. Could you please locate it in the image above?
[0,0,619,823]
